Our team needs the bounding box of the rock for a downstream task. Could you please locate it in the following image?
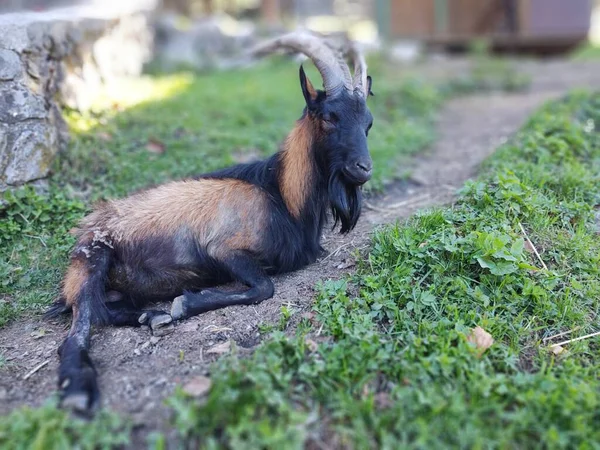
[0,124,9,175]
[178,321,199,333]
[387,40,423,63]
[0,1,156,191]
[0,49,21,80]
[0,83,46,124]
[4,121,57,185]
[182,375,212,397]
[152,13,258,72]
[206,340,231,355]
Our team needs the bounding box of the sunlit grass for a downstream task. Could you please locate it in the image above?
[66,73,194,133]
[571,40,600,60]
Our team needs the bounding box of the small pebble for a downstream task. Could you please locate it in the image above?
[133,348,141,356]
[150,336,161,345]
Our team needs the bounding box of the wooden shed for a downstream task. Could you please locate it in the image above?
[378,0,593,53]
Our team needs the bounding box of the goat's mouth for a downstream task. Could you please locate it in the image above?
[342,167,372,186]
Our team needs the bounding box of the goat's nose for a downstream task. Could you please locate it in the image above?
[356,161,372,173]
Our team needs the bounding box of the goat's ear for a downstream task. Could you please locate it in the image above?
[299,65,318,108]
[366,75,374,96]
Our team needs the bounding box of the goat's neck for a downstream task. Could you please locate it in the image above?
[278,117,322,219]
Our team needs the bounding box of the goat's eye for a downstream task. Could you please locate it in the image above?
[321,113,338,130]
[366,122,373,136]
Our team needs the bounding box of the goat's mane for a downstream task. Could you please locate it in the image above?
[279,118,314,218]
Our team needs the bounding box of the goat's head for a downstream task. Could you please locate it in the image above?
[254,31,374,186]
[299,64,373,186]
[252,31,374,232]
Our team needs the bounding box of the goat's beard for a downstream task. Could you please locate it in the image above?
[328,172,362,234]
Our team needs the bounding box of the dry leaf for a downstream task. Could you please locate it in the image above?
[146,138,166,154]
[182,376,212,397]
[97,132,112,142]
[550,345,565,355]
[301,312,317,324]
[336,259,356,270]
[206,341,231,355]
[30,329,51,339]
[305,338,318,353]
[178,322,199,333]
[361,384,370,399]
[173,127,187,139]
[232,148,261,164]
[524,240,535,253]
[374,392,392,410]
[466,326,494,357]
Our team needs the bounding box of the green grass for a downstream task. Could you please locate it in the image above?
[161,91,600,448]
[571,41,600,60]
[0,400,130,450]
[443,39,531,95]
[0,59,442,328]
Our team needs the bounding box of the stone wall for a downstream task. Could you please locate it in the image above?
[0,1,156,193]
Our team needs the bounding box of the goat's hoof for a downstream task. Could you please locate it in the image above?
[138,311,174,336]
[171,295,186,320]
[60,392,92,415]
[59,374,99,416]
[150,314,174,337]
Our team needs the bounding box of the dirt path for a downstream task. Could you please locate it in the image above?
[1,62,599,432]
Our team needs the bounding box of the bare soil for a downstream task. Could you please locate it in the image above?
[1,59,599,436]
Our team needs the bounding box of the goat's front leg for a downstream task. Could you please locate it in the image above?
[104,300,175,336]
[170,252,274,320]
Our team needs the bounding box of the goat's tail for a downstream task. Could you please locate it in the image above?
[43,297,71,320]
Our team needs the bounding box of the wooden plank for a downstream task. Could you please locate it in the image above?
[424,32,587,51]
[526,0,592,37]
[375,0,392,40]
[261,0,280,24]
[434,0,449,34]
[448,0,498,35]
[517,0,531,36]
[390,0,435,38]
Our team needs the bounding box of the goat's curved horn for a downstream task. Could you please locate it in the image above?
[345,42,368,97]
[251,31,352,97]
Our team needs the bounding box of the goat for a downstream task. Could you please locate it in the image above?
[44,31,375,414]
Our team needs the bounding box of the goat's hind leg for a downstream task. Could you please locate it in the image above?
[58,244,112,415]
[171,252,274,320]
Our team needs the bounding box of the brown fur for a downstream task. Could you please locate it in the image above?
[63,259,89,307]
[304,75,318,101]
[279,117,317,218]
[72,179,269,258]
